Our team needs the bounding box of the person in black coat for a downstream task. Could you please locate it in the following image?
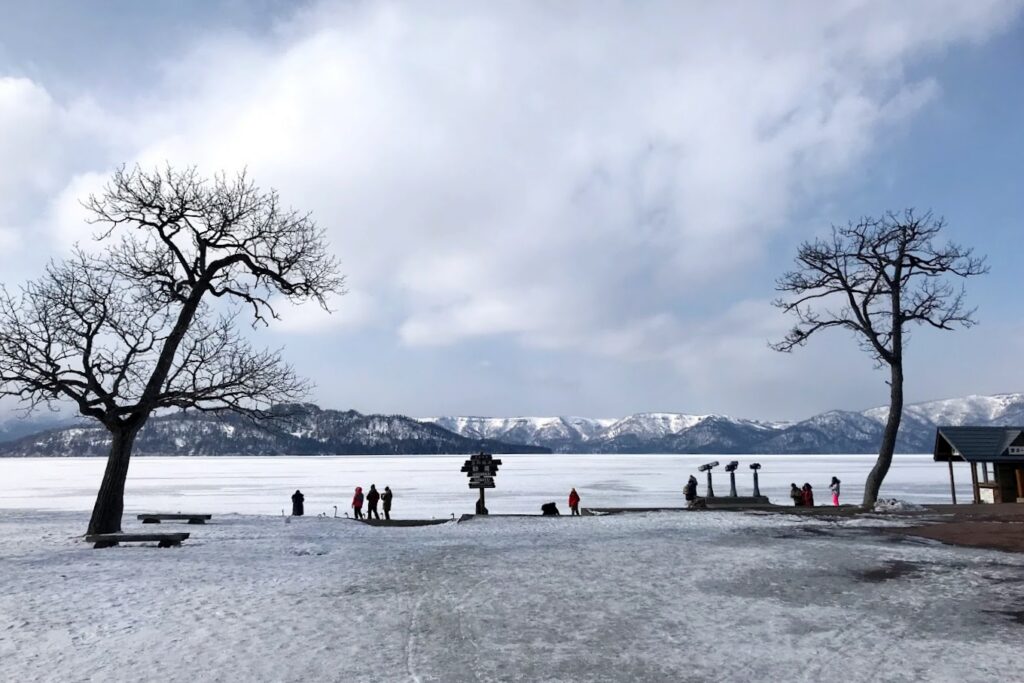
[790,483,803,507]
[366,484,381,520]
[684,475,698,502]
[382,486,393,520]
[291,490,305,516]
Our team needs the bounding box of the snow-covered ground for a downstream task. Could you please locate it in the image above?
[0,454,972,518]
[2,508,1023,682]
[3,455,1016,682]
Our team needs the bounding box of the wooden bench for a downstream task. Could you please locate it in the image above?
[137,513,212,525]
[86,532,190,549]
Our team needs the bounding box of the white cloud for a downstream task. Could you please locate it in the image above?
[273,290,379,333]
[1,0,1021,416]
[0,77,132,273]
[89,0,1014,356]
[0,77,75,246]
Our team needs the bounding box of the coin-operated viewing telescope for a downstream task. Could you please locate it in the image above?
[749,462,762,497]
[698,461,719,497]
[724,461,739,496]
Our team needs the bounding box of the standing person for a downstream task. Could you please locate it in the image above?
[382,486,393,520]
[802,482,815,507]
[352,486,364,519]
[568,488,581,516]
[790,483,803,507]
[291,489,305,516]
[829,477,841,506]
[684,475,699,503]
[366,484,381,520]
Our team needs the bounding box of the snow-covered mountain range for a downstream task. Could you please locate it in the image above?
[0,404,550,457]
[2,393,1021,456]
[423,393,1024,454]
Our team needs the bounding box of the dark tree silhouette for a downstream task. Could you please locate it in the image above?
[0,166,344,534]
[772,210,986,507]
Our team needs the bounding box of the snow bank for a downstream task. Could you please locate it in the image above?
[874,498,926,513]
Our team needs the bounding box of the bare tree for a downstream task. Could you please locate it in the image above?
[772,210,986,506]
[0,166,344,535]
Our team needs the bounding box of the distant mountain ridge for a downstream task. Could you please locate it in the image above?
[0,404,550,457]
[423,393,1024,454]
[0,413,74,443]
[2,393,1020,456]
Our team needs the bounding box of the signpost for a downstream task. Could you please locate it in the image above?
[461,452,502,514]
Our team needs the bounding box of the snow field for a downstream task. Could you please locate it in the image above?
[2,508,1023,682]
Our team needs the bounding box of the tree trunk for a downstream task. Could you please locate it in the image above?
[86,425,142,535]
[863,362,904,507]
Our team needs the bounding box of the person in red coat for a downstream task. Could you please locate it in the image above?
[568,488,581,516]
[801,482,815,508]
[352,486,364,519]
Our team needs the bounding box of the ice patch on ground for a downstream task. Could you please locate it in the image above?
[835,514,922,528]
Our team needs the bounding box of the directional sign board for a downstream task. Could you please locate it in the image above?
[462,452,501,489]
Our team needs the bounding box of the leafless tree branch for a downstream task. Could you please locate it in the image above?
[0,165,346,534]
[771,209,987,506]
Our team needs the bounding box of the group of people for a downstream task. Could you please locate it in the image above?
[790,477,842,507]
[293,486,579,518]
[351,485,394,519]
[289,485,395,519]
[294,478,845,516]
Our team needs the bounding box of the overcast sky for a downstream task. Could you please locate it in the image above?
[1,1,1023,420]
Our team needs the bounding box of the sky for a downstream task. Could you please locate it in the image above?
[0,0,1022,421]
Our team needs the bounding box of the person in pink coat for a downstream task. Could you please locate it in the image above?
[352,486,364,519]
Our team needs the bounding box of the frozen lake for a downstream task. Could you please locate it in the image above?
[0,453,968,516]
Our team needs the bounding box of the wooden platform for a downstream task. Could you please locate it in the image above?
[138,513,212,524]
[85,532,190,549]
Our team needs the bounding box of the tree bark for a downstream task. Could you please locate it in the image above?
[863,361,903,507]
[87,424,142,535]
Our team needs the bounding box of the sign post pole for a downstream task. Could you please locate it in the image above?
[462,452,501,515]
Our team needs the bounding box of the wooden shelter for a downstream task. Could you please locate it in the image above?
[933,427,1024,504]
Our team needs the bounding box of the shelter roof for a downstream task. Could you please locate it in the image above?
[933,427,1024,463]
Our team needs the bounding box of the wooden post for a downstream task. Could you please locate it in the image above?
[1015,468,1024,502]
[948,459,957,505]
[970,462,980,504]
